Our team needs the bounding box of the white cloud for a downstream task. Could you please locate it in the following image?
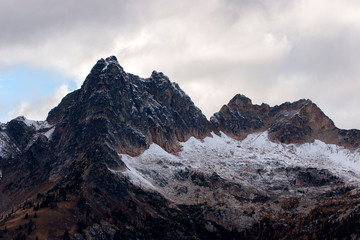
[6,85,70,121]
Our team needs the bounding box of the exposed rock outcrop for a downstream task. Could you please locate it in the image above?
[211,94,360,147]
[48,56,211,156]
[211,94,270,140]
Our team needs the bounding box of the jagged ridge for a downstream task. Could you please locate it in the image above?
[211,94,360,148]
[47,56,211,156]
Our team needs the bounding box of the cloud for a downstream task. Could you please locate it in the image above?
[6,85,70,121]
[1,0,360,129]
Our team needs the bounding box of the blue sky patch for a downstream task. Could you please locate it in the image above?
[0,65,77,122]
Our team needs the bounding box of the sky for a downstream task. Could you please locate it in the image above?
[0,0,359,129]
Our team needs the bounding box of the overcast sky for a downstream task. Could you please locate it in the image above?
[0,0,359,129]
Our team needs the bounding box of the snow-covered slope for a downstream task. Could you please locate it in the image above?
[114,131,360,197]
[109,131,360,228]
[20,117,52,131]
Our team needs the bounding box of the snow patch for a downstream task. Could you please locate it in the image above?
[16,116,52,131]
[0,132,11,158]
[102,56,120,72]
[113,131,360,194]
[109,163,157,191]
[25,126,55,150]
[43,127,55,140]
[102,61,110,72]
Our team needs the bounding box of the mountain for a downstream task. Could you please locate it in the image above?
[211,94,360,147]
[47,56,211,155]
[0,56,360,239]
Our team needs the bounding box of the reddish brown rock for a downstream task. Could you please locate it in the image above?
[212,94,360,148]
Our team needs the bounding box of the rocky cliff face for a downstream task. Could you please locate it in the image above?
[210,94,271,140]
[48,56,211,156]
[0,117,54,213]
[211,94,360,148]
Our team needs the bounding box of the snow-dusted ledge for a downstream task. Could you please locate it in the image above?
[110,131,360,191]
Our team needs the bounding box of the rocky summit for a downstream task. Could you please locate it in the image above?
[1,56,360,240]
[47,56,211,156]
[211,94,360,147]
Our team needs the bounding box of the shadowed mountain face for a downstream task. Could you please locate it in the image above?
[0,56,360,239]
[47,56,211,156]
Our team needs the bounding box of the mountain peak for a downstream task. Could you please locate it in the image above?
[102,55,124,73]
[90,55,124,74]
[48,56,211,156]
[228,94,253,110]
[212,94,358,147]
[150,70,169,81]
[83,56,127,92]
[230,93,252,104]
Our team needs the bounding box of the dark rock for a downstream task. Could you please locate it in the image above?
[175,168,191,181]
[5,117,36,151]
[338,129,360,147]
[212,95,359,147]
[175,186,188,195]
[210,94,269,139]
[294,168,340,186]
[191,172,208,187]
[47,56,211,156]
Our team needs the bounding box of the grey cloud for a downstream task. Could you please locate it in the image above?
[5,85,70,121]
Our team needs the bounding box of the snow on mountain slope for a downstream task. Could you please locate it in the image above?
[0,131,13,180]
[16,116,55,151]
[0,131,17,158]
[0,132,8,158]
[114,131,360,199]
[16,116,53,132]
